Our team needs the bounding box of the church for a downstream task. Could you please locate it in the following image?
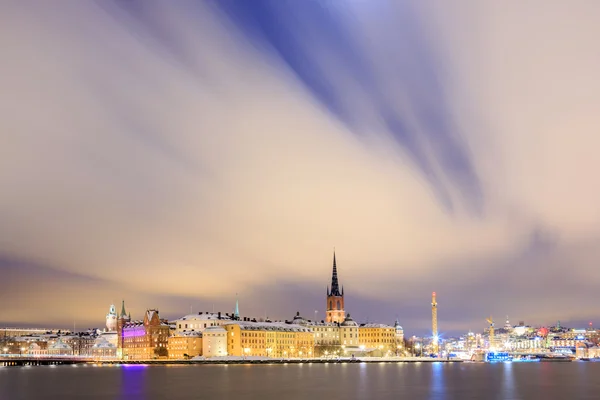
[326,251,346,324]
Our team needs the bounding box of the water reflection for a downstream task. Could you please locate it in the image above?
[429,362,445,400]
[502,362,516,399]
[119,364,148,400]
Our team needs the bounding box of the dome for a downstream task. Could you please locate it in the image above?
[341,314,358,327]
[292,312,306,325]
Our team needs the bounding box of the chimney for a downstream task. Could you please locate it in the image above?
[218,312,221,319]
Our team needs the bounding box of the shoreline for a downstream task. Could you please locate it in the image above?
[1,357,462,367]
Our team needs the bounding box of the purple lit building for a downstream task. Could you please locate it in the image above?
[117,304,170,360]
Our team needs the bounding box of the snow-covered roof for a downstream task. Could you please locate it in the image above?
[225,321,312,333]
[49,339,72,350]
[306,322,338,327]
[360,324,394,329]
[172,331,203,338]
[146,310,157,321]
[177,312,232,321]
[204,326,227,333]
[92,337,116,349]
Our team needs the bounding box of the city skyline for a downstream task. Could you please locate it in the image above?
[2,1,600,334]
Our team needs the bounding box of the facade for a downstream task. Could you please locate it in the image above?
[1,328,65,339]
[224,321,314,358]
[174,312,232,334]
[28,342,48,356]
[326,252,345,324]
[47,338,72,356]
[120,309,170,360]
[168,332,203,359]
[358,323,396,355]
[63,332,97,356]
[91,337,117,359]
[339,315,359,347]
[309,322,341,346]
[202,326,227,358]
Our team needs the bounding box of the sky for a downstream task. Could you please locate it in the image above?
[1,1,599,336]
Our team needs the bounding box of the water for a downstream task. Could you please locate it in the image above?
[2,362,600,399]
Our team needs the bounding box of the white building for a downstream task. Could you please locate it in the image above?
[394,320,404,343]
[202,326,227,358]
[339,314,359,347]
[174,312,232,333]
[91,337,117,359]
[28,343,47,357]
[106,304,118,332]
[48,338,72,356]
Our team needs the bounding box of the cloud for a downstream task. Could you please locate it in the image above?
[1,1,599,334]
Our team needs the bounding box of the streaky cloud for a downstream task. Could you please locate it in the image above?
[213,0,483,213]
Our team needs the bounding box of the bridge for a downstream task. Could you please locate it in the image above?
[0,356,94,367]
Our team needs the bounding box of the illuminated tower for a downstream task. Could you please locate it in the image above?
[234,294,240,320]
[116,300,131,360]
[487,316,495,349]
[432,292,438,353]
[106,304,117,332]
[326,251,345,323]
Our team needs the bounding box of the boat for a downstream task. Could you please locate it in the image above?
[485,352,513,362]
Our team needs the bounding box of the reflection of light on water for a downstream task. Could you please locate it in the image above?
[502,362,516,398]
[430,362,445,400]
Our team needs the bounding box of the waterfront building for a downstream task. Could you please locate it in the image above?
[62,332,97,356]
[326,252,345,324]
[394,320,404,351]
[120,309,170,360]
[307,322,340,346]
[27,342,47,357]
[202,326,227,358]
[47,338,72,356]
[0,328,66,338]
[339,315,359,347]
[168,331,202,359]
[358,323,396,355]
[174,312,232,333]
[224,320,314,358]
[91,337,117,359]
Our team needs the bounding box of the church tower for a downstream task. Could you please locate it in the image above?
[326,251,345,323]
[116,300,130,360]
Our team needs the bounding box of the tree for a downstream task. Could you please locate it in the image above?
[154,347,168,358]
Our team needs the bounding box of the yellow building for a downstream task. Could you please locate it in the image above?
[359,324,396,356]
[224,321,314,358]
[167,332,202,359]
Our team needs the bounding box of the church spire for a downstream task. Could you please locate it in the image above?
[120,300,127,318]
[234,294,240,320]
[330,250,341,296]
